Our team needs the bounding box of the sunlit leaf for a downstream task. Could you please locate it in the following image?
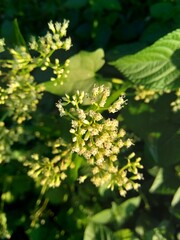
[170,187,180,219]
[91,209,113,225]
[42,49,110,95]
[84,222,115,240]
[111,29,180,90]
[114,229,138,240]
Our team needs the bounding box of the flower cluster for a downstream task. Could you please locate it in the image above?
[0,20,72,125]
[29,20,71,56]
[0,20,71,169]
[56,85,143,196]
[26,139,73,188]
[135,85,180,113]
[134,85,164,103]
[42,57,70,86]
[6,46,32,72]
[171,88,180,112]
[29,20,71,86]
[0,73,43,124]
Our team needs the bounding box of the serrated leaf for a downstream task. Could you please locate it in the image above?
[42,49,109,95]
[111,29,180,90]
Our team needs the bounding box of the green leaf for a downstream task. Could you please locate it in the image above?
[149,168,179,195]
[111,197,141,226]
[114,229,139,240]
[91,209,113,225]
[42,49,109,95]
[67,49,105,81]
[12,19,26,47]
[84,222,115,240]
[68,154,84,181]
[170,187,180,219]
[111,29,180,90]
[1,19,26,47]
[89,197,141,228]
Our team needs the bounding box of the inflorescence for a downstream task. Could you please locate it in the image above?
[56,85,143,196]
[0,20,72,164]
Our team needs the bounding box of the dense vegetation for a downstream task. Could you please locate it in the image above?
[0,0,180,239]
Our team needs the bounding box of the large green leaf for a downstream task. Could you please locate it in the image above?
[42,49,110,95]
[111,29,180,90]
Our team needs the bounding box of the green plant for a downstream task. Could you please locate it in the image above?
[0,15,179,240]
